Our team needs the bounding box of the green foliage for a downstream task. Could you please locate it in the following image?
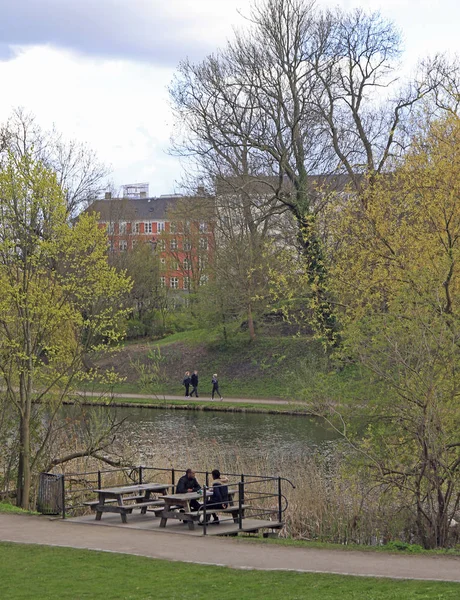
[323,115,460,548]
[0,150,132,507]
[383,541,425,553]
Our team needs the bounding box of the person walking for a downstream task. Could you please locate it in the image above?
[182,371,191,398]
[211,373,223,400]
[190,370,199,398]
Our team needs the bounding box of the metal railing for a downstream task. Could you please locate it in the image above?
[39,465,295,535]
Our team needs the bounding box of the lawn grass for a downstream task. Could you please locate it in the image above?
[0,502,38,515]
[88,330,328,400]
[238,535,460,556]
[1,542,459,600]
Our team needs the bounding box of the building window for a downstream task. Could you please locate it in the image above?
[157,239,166,251]
[183,257,191,270]
[119,240,127,251]
[119,222,127,234]
[160,276,166,287]
[183,276,190,290]
[108,240,114,252]
[106,222,114,235]
[199,222,207,233]
[199,237,208,250]
[132,240,137,249]
[170,239,178,250]
[183,239,192,251]
[199,275,208,286]
[145,222,152,234]
[170,277,179,289]
[170,222,177,233]
[198,256,207,269]
[172,260,179,271]
[134,222,140,234]
[160,257,166,266]
[157,222,165,232]
[184,221,191,234]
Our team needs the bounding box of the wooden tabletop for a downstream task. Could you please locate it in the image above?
[162,491,211,501]
[94,483,171,495]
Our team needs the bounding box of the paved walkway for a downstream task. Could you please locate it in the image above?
[76,391,294,406]
[1,514,459,582]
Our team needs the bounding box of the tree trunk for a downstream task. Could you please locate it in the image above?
[247,304,256,341]
[297,213,339,347]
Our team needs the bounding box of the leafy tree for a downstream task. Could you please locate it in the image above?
[0,151,131,508]
[321,115,460,548]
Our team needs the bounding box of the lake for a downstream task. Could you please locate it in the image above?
[93,406,341,473]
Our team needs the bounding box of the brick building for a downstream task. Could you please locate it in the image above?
[87,189,214,292]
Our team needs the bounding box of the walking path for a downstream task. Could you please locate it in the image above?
[76,390,294,406]
[1,514,459,582]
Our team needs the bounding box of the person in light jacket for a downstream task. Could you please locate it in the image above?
[182,371,191,398]
[211,373,223,400]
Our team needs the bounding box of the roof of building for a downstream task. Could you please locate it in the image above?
[215,174,357,196]
[86,195,208,222]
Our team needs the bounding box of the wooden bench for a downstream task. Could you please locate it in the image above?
[95,499,164,521]
[185,504,249,524]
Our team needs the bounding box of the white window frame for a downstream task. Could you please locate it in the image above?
[144,222,152,234]
[199,237,208,250]
[157,221,165,232]
[170,238,178,250]
[170,277,179,289]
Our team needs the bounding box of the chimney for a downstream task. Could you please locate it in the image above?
[105,192,112,200]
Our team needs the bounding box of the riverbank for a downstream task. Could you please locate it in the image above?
[66,391,313,416]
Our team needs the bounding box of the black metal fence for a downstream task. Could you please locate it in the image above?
[38,465,295,535]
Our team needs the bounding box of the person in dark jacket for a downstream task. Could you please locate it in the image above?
[211,373,223,400]
[182,371,191,398]
[206,469,229,525]
[176,468,201,510]
[190,370,199,397]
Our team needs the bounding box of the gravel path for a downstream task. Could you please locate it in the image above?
[1,514,459,582]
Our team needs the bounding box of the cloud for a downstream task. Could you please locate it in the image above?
[0,0,245,66]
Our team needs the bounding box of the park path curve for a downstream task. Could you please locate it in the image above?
[1,514,459,583]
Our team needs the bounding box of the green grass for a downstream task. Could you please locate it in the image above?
[91,329,328,400]
[0,502,38,515]
[1,542,459,599]
[239,535,460,556]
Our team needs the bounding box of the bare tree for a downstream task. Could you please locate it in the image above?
[0,108,110,216]
[170,0,453,344]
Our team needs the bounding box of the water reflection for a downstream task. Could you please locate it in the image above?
[63,406,339,470]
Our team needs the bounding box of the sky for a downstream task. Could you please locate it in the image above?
[0,0,459,196]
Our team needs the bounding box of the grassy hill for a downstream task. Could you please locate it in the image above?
[92,327,326,399]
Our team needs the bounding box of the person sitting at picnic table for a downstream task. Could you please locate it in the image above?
[202,469,229,525]
[176,468,201,510]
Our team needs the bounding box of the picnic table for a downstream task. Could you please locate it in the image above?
[92,483,171,524]
[159,488,240,531]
